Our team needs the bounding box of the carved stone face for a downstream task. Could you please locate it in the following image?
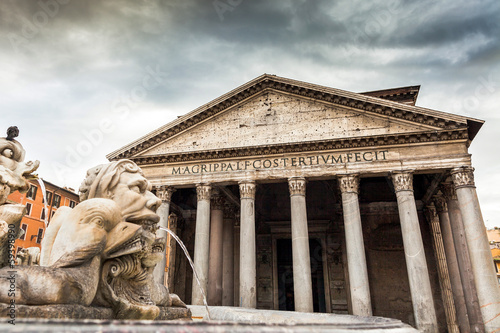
[108,171,161,228]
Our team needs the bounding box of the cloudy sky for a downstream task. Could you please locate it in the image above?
[1,0,499,227]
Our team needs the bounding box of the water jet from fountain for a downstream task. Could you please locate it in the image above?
[36,178,49,227]
[158,226,211,320]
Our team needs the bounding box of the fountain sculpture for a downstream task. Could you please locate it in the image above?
[0,128,190,321]
[0,126,39,269]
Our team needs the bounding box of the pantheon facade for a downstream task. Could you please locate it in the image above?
[108,75,500,333]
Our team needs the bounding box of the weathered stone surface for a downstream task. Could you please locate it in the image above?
[0,317,416,333]
[152,185,175,286]
[452,167,500,331]
[157,306,192,320]
[79,160,182,319]
[339,174,372,317]
[0,127,39,268]
[137,91,437,157]
[0,304,114,320]
[0,204,25,268]
[0,127,39,205]
[140,142,472,188]
[197,306,419,332]
[392,171,438,333]
[288,177,313,313]
[40,199,129,268]
[0,199,138,307]
[192,183,211,306]
[0,158,189,321]
[239,180,257,308]
[0,303,190,321]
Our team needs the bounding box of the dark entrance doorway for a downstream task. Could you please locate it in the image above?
[276,238,326,312]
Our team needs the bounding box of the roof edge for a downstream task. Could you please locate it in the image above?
[107,74,484,160]
[107,74,276,160]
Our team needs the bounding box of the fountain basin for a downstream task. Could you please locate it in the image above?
[193,306,419,332]
[0,303,191,321]
[0,306,420,333]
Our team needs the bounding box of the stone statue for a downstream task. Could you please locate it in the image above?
[79,159,185,319]
[0,129,189,320]
[0,126,39,205]
[0,127,39,268]
[16,247,40,266]
[0,198,143,306]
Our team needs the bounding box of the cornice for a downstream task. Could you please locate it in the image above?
[108,75,475,161]
[127,129,468,166]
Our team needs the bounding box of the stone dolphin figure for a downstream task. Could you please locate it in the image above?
[0,127,40,268]
[0,126,39,205]
[0,198,143,306]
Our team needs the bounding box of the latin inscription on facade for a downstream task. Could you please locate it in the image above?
[171,150,389,175]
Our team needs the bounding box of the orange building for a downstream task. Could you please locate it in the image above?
[487,228,500,284]
[6,179,79,256]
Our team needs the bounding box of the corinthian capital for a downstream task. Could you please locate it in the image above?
[239,181,256,199]
[211,194,225,210]
[391,170,414,192]
[338,174,360,194]
[196,183,211,201]
[168,213,178,229]
[432,195,448,213]
[451,166,475,189]
[440,182,457,201]
[288,177,306,196]
[155,185,176,203]
[223,204,236,220]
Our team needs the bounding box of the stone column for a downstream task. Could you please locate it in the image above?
[433,195,470,333]
[191,184,211,305]
[167,213,178,287]
[234,215,240,307]
[153,185,175,286]
[338,174,372,316]
[207,190,224,305]
[451,167,500,332]
[441,182,484,333]
[222,204,235,306]
[424,204,459,333]
[239,180,257,308]
[391,171,438,333]
[288,177,314,313]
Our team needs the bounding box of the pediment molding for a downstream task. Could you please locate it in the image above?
[107,75,480,161]
[128,128,468,165]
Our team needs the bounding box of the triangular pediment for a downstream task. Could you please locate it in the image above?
[135,91,441,157]
[107,74,483,162]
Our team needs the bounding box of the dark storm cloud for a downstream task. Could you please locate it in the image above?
[3,0,498,94]
[1,0,499,226]
[0,0,497,114]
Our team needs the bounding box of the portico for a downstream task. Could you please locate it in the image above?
[107,75,500,333]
